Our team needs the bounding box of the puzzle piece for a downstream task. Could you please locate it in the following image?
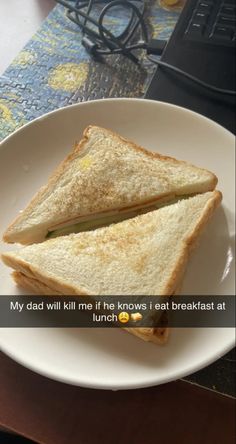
[0,2,179,141]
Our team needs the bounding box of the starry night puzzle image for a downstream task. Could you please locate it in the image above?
[0,1,180,140]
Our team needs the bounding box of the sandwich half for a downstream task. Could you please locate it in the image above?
[3,126,217,245]
[2,191,222,344]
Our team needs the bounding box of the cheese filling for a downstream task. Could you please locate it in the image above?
[46,194,191,239]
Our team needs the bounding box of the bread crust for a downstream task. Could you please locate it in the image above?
[2,253,88,295]
[3,125,218,244]
[101,126,218,184]
[161,190,222,295]
[11,271,169,345]
[2,190,222,297]
[3,132,89,244]
[2,191,222,345]
[12,271,62,295]
[125,327,169,345]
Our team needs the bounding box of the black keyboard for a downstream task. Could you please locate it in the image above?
[185,0,236,46]
[145,0,236,133]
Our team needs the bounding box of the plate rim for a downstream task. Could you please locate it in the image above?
[0,328,235,390]
[0,98,235,389]
[1,98,235,151]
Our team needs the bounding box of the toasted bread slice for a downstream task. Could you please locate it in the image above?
[2,191,222,343]
[3,126,217,245]
[11,271,170,345]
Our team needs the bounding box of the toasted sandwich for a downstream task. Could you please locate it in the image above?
[3,126,217,245]
[2,191,222,344]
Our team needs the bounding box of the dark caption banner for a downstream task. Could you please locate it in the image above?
[0,295,235,327]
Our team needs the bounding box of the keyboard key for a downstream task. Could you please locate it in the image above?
[187,22,206,36]
[193,11,209,24]
[211,26,234,40]
[184,0,235,45]
[218,15,236,26]
[197,2,213,12]
[221,6,236,16]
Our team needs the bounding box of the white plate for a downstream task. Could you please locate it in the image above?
[0,99,235,390]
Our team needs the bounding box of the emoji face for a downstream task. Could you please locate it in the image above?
[118,312,130,323]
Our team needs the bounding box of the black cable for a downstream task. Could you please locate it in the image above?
[147,56,236,96]
[78,0,93,32]
[55,0,148,63]
[54,0,236,96]
[97,0,147,62]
